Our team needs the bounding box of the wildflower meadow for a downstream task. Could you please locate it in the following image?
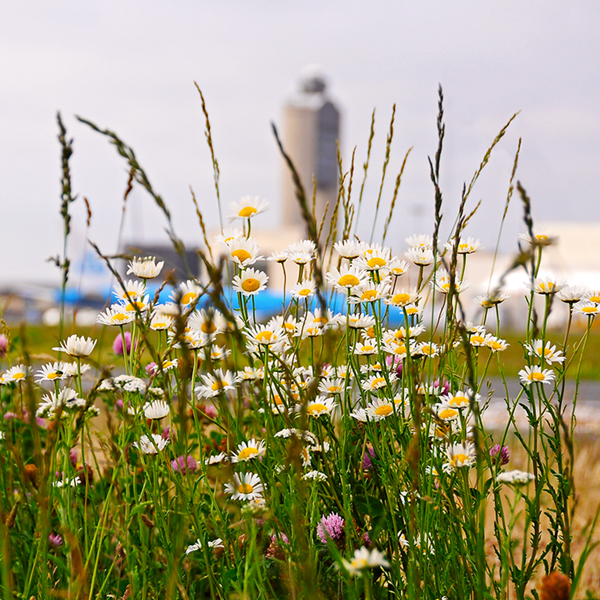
[0,88,598,599]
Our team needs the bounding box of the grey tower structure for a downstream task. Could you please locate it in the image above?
[281,67,341,234]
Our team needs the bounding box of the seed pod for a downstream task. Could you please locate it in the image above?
[141,514,155,529]
[5,501,19,528]
[24,464,38,488]
[541,572,570,600]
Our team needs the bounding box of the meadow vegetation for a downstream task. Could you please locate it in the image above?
[0,88,598,599]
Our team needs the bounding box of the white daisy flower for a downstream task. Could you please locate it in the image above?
[326,265,368,292]
[232,268,269,296]
[432,270,469,294]
[227,237,263,267]
[405,246,435,267]
[342,547,390,576]
[97,305,135,326]
[35,362,66,383]
[519,232,556,247]
[530,276,562,295]
[518,366,556,386]
[524,340,565,364]
[333,239,365,260]
[215,228,243,246]
[444,442,476,472]
[290,280,316,299]
[485,334,509,352]
[143,400,170,420]
[473,291,510,308]
[302,470,327,481]
[387,258,410,277]
[133,434,170,454]
[196,369,239,399]
[127,257,164,279]
[557,286,586,304]
[231,438,266,462]
[405,234,433,249]
[172,280,203,307]
[53,335,96,358]
[113,280,146,303]
[304,396,337,417]
[573,300,600,317]
[229,196,269,221]
[224,472,265,501]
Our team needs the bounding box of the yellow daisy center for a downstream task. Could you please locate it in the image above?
[238,447,259,460]
[307,403,327,415]
[283,322,295,333]
[211,381,225,391]
[231,249,252,263]
[328,385,342,393]
[582,306,598,314]
[458,244,470,252]
[181,292,197,304]
[111,313,129,323]
[314,317,328,325]
[375,404,393,416]
[372,377,386,388]
[392,293,410,305]
[242,278,260,293]
[338,274,360,287]
[394,345,407,355]
[361,290,378,301]
[367,257,386,268]
[449,396,468,407]
[451,454,469,466]
[361,345,375,353]
[125,301,145,311]
[529,372,545,382]
[13,373,25,381]
[471,335,485,345]
[238,206,257,218]
[47,372,60,380]
[201,321,217,334]
[489,341,503,351]
[536,235,548,242]
[588,295,600,303]
[153,321,167,329]
[298,288,312,297]
[255,330,274,343]
[439,408,458,420]
[237,483,254,494]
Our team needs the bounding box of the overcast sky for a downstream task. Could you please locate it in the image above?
[2,1,599,288]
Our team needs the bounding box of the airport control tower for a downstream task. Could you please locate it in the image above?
[281,66,341,234]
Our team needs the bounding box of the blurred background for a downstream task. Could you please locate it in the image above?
[1,0,599,324]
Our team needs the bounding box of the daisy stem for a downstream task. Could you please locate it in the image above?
[119,325,128,375]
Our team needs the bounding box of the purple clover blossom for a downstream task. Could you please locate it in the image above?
[0,334,8,358]
[145,362,157,375]
[386,355,403,377]
[362,446,376,471]
[113,332,134,356]
[490,444,510,466]
[316,512,345,544]
[172,455,198,475]
[49,532,63,548]
[434,379,450,395]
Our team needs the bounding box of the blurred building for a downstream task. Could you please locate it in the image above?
[280,66,341,238]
